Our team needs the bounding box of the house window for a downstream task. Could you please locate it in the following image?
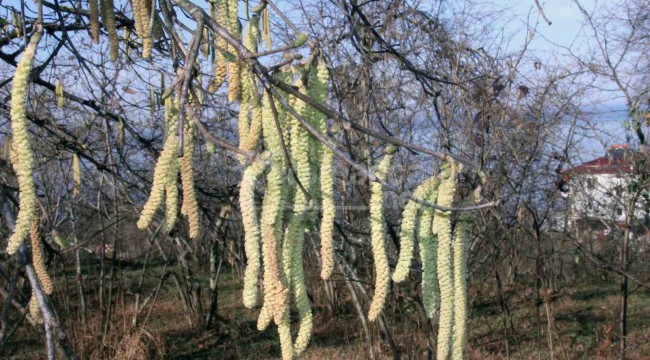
[587,178,596,189]
[617,208,623,216]
[615,186,623,197]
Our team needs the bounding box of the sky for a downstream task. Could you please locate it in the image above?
[504,0,632,159]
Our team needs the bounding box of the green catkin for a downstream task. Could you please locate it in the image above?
[277,313,294,360]
[418,187,439,317]
[434,163,457,360]
[240,154,267,308]
[89,0,100,43]
[100,0,119,61]
[307,60,335,280]
[6,31,42,255]
[452,194,476,360]
[281,79,313,355]
[393,176,440,283]
[164,98,179,230]
[419,173,447,317]
[367,150,394,322]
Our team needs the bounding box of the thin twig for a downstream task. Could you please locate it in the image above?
[534,0,553,25]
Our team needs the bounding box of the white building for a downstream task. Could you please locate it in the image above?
[564,144,649,234]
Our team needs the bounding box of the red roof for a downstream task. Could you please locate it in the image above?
[569,156,633,175]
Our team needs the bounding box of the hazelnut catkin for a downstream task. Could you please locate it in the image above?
[72,153,81,198]
[226,0,240,102]
[100,0,119,61]
[393,176,440,283]
[418,175,444,318]
[180,119,200,239]
[208,0,228,93]
[28,290,43,324]
[239,154,267,308]
[452,198,475,360]
[89,0,100,43]
[367,150,394,322]
[31,217,53,295]
[433,162,457,360]
[258,95,289,327]
[6,30,42,255]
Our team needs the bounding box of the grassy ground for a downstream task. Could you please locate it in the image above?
[3,261,650,359]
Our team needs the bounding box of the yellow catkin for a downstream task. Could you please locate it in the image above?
[434,163,457,360]
[237,22,254,161]
[139,96,180,231]
[258,95,289,328]
[55,79,64,109]
[132,0,153,59]
[240,154,267,308]
[165,161,179,230]
[180,120,200,239]
[72,153,81,198]
[137,136,179,230]
[89,0,100,44]
[261,8,271,50]
[201,27,210,58]
[209,0,228,92]
[28,290,42,324]
[226,0,240,102]
[319,145,335,280]
[6,31,41,255]
[367,150,393,321]
[100,0,119,61]
[31,217,53,295]
[393,176,439,283]
[452,198,475,360]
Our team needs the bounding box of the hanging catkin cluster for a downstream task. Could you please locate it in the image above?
[230,40,334,357]
[137,90,203,238]
[6,31,42,255]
